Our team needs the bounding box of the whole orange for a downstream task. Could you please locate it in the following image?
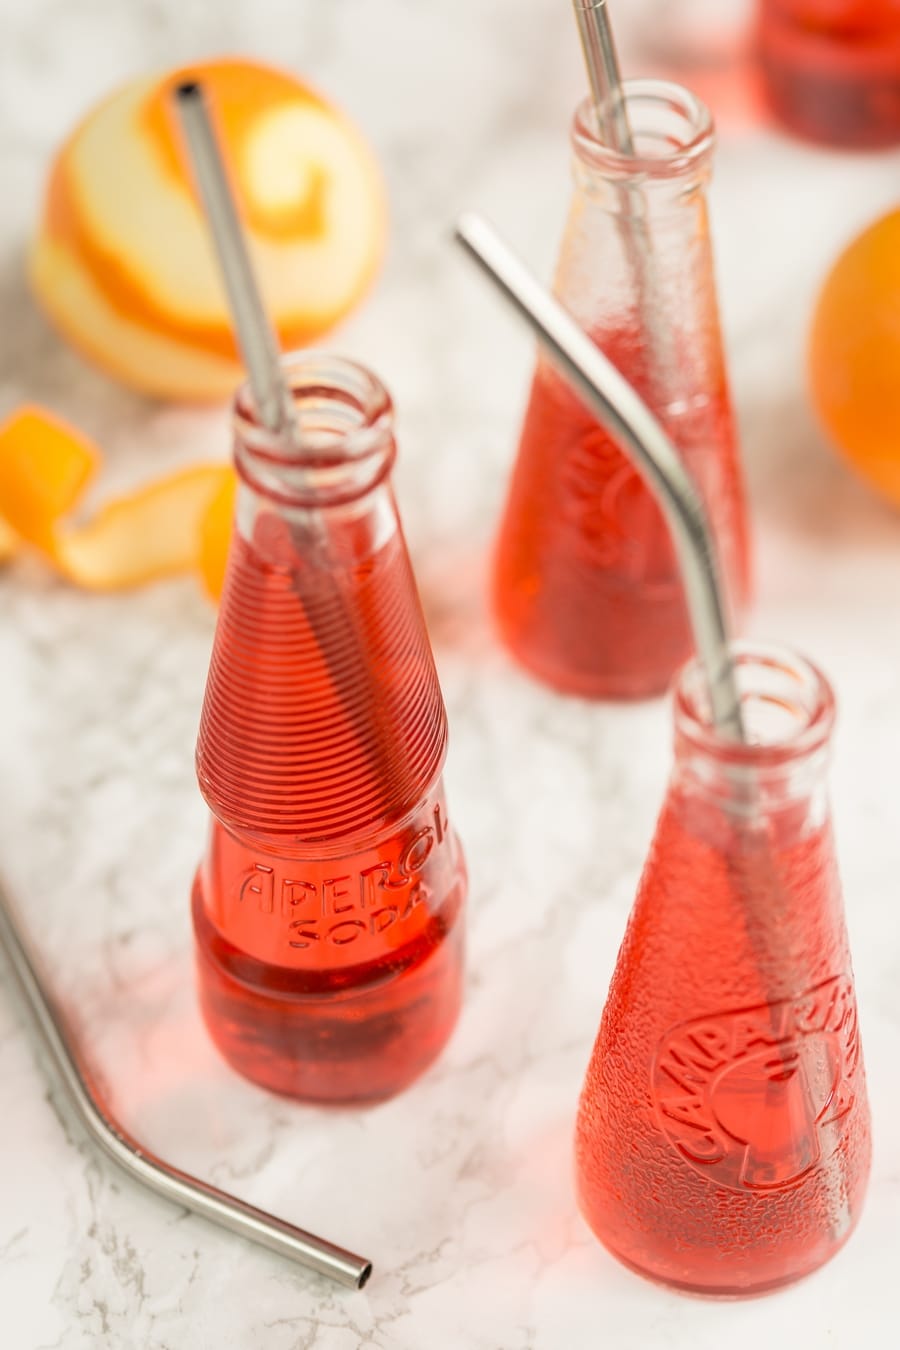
[809,208,900,506]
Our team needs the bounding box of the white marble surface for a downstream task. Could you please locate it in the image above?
[2,1,900,1346]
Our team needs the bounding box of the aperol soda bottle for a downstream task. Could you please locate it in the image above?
[575,644,871,1294]
[494,80,750,699]
[192,355,467,1103]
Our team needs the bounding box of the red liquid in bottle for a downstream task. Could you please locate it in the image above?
[194,515,466,1103]
[757,1,900,147]
[494,326,750,700]
[575,791,871,1294]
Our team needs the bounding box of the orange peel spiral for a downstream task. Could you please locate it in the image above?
[30,58,387,401]
[0,405,233,598]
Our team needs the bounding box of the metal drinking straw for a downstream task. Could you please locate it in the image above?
[0,81,374,1294]
[175,82,299,442]
[174,80,390,765]
[571,1,678,390]
[573,0,634,152]
[0,875,372,1288]
[459,218,852,1242]
[456,213,745,742]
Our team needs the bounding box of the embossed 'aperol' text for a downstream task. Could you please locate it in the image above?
[235,800,450,951]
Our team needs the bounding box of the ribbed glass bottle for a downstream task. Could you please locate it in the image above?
[192,355,467,1103]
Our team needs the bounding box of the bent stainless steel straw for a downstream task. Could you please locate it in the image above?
[0,875,372,1288]
[455,212,745,742]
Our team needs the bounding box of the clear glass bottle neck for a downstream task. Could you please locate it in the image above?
[232,353,396,510]
[231,353,399,564]
[569,79,715,217]
[554,80,723,396]
[671,645,836,823]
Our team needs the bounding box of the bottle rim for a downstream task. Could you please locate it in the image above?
[232,352,396,507]
[572,78,715,181]
[673,642,836,768]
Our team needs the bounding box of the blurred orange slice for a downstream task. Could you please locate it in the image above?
[0,404,233,595]
[30,58,387,401]
[0,405,98,552]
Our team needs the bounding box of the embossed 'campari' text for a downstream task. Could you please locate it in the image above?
[653,976,861,1190]
[575,647,872,1296]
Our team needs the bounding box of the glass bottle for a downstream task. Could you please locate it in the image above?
[493,80,750,700]
[756,1,900,148]
[192,355,467,1104]
[575,644,871,1295]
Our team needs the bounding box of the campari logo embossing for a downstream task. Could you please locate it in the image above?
[651,975,861,1192]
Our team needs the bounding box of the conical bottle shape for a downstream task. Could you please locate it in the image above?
[192,356,467,1103]
[575,646,871,1294]
[494,80,750,698]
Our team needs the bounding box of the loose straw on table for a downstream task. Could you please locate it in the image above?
[0,871,372,1288]
[0,89,377,1293]
[0,84,374,1293]
[0,82,374,1294]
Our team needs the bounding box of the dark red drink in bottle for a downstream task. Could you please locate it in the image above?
[494,81,750,699]
[757,1,900,147]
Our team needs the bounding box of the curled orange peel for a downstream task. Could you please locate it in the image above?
[0,404,233,599]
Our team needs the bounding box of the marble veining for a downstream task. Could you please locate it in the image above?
[2,1,900,1346]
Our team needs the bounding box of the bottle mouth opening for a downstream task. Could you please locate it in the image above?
[572,78,715,180]
[232,353,395,507]
[674,643,836,767]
